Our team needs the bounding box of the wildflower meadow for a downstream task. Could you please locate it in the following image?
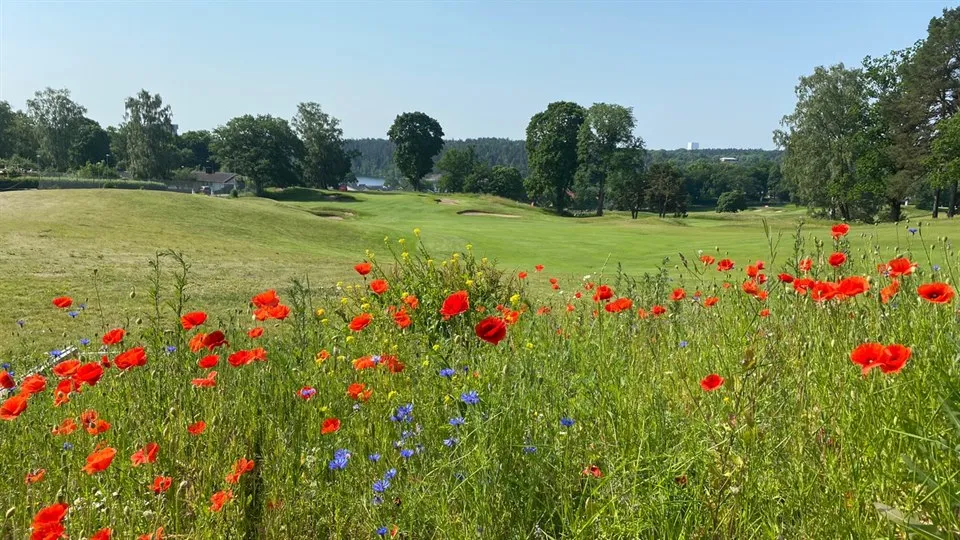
[2,221,960,539]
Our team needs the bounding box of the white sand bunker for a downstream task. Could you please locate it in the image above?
[457,210,520,218]
[436,198,459,205]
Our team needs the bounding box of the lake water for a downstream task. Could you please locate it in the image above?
[356,176,386,187]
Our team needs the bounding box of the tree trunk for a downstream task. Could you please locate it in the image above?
[933,187,942,218]
[889,198,902,222]
[555,186,565,215]
[949,181,958,218]
[596,177,605,216]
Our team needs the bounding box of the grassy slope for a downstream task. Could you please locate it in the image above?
[0,188,952,350]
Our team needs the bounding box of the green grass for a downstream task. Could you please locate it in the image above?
[2,188,960,537]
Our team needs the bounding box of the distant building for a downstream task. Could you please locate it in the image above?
[687,142,699,151]
[719,157,738,163]
[185,171,243,193]
[171,123,179,137]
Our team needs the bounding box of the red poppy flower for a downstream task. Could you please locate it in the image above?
[535,264,544,272]
[504,310,520,324]
[716,259,734,272]
[607,297,634,313]
[180,311,207,330]
[52,418,77,436]
[188,332,206,353]
[581,465,603,478]
[881,280,899,304]
[347,382,373,401]
[536,306,551,315]
[918,282,955,304]
[440,291,470,319]
[52,360,80,379]
[349,313,373,332]
[85,417,110,436]
[225,458,254,484]
[268,304,290,320]
[518,271,527,279]
[137,527,164,540]
[1,394,27,420]
[741,280,760,296]
[592,285,614,302]
[252,289,280,308]
[251,347,267,362]
[210,489,233,512]
[850,342,884,369]
[777,273,795,283]
[321,417,341,435]
[20,374,47,396]
[703,296,719,307]
[759,308,770,317]
[354,262,372,276]
[885,257,915,277]
[198,355,219,369]
[651,305,666,316]
[699,373,724,391]
[393,309,412,329]
[793,278,815,295]
[828,252,847,267]
[810,280,840,302]
[83,446,117,474]
[52,296,73,309]
[99,327,124,346]
[202,331,227,350]
[53,379,73,407]
[188,420,206,435]
[670,288,686,301]
[403,295,419,309]
[475,316,508,345]
[114,347,147,370]
[746,265,759,278]
[151,476,172,494]
[700,254,715,265]
[353,356,376,370]
[382,355,405,373]
[247,327,264,338]
[798,258,812,273]
[831,223,850,239]
[370,279,389,295]
[25,469,46,484]
[0,370,13,389]
[91,528,112,540]
[836,276,869,298]
[877,344,912,374]
[191,371,217,388]
[31,502,68,539]
[131,442,159,467]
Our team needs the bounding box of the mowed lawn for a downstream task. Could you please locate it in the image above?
[0,188,953,351]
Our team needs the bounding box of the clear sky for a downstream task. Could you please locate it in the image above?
[0,1,952,149]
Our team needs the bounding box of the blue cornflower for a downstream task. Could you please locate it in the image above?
[376,527,388,536]
[328,456,349,470]
[384,468,397,480]
[165,345,177,354]
[401,430,415,440]
[1,363,10,370]
[62,442,74,451]
[460,391,479,405]
[400,449,414,459]
[79,338,90,346]
[449,417,465,427]
[679,340,688,348]
[16,320,24,328]
[560,417,574,427]
[443,437,458,447]
[373,479,390,493]
[461,366,470,373]
[908,227,918,235]
[439,368,455,378]
[454,472,466,481]
[372,495,383,506]
[371,355,382,365]
[49,350,62,359]
[78,303,87,310]
[933,264,941,272]
[390,403,414,423]
[368,453,381,463]
[522,446,537,453]
[67,311,79,318]
[299,387,317,399]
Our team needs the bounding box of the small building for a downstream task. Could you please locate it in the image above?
[719,157,739,163]
[187,171,243,194]
[687,142,699,151]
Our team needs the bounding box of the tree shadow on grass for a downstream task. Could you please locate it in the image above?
[262,187,362,203]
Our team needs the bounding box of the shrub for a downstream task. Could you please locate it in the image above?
[37,177,166,190]
[716,190,747,213]
[75,161,120,179]
[230,188,239,198]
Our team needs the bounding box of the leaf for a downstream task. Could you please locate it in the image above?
[873,502,947,539]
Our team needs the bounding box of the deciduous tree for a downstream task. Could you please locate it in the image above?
[525,101,585,214]
[26,87,86,171]
[387,112,444,191]
[212,115,303,196]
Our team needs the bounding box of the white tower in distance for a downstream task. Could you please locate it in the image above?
[687,142,699,151]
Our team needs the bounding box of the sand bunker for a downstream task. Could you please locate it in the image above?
[457,210,520,218]
[436,198,459,205]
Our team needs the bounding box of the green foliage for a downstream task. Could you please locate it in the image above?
[436,147,478,192]
[646,162,686,217]
[69,117,111,169]
[525,101,586,213]
[292,102,352,189]
[576,103,639,215]
[344,138,528,180]
[37,177,165,190]
[75,161,120,179]
[387,112,445,191]
[212,114,304,196]
[176,130,217,171]
[26,87,87,171]
[120,90,177,180]
[0,177,39,190]
[715,190,747,213]
[607,145,647,218]
[229,187,239,198]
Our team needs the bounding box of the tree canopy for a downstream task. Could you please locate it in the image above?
[525,101,586,214]
[121,90,177,180]
[387,112,445,191]
[293,102,353,189]
[211,115,303,196]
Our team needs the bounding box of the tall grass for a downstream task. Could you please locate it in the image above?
[1,223,958,538]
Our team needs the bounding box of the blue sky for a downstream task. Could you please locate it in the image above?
[0,1,951,149]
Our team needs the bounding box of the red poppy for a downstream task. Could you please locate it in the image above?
[581,465,603,478]
[606,297,634,313]
[151,476,172,494]
[700,254,715,265]
[353,356,376,370]
[349,313,373,332]
[268,304,290,320]
[191,371,217,388]
[475,316,508,345]
[798,258,812,273]
[884,257,915,277]
[403,295,419,309]
[370,279,389,295]
[180,311,207,330]
[670,288,686,301]
[831,223,850,239]
[881,280,899,304]
[52,360,80,379]
[793,278,815,295]
[836,276,869,298]
[651,305,666,316]
[536,306,551,315]
[828,252,847,267]
[210,489,233,512]
[189,332,206,353]
[321,417,341,435]
[347,382,373,401]
[504,310,520,324]
[31,502,68,540]
[99,328,125,346]
[114,347,147,370]
[703,296,719,307]
[382,355,405,373]
[535,264,544,272]
[440,291,470,319]
[85,417,110,436]
[0,370,13,389]
[53,379,73,407]
[777,273,795,283]
[746,265,759,278]
[252,289,280,308]
[699,373,724,391]
[202,331,227,350]
[52,296,73,309]
[593,285,614,302]
[20,374,47,396]
[716,259,734,272]
[247,327,264,338]
[354,262,372,276]
[52,418,77,436]
[918,282,955,304]
[198,355,219,369]
[518,271,527,279]
[850,342,884,370]
[83,446,117,474]
[759,308,770,317]
[188,420,206,435]
[741,280,760,296]
[91,528,112,540]
[251,347,267,361]
[1,394,27,421]
[393,309,412,329]
[25,469,46,484]
[225,458,255,484]
[810,280,839,303]
[131,442,159,467]
[137,527,164,540]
